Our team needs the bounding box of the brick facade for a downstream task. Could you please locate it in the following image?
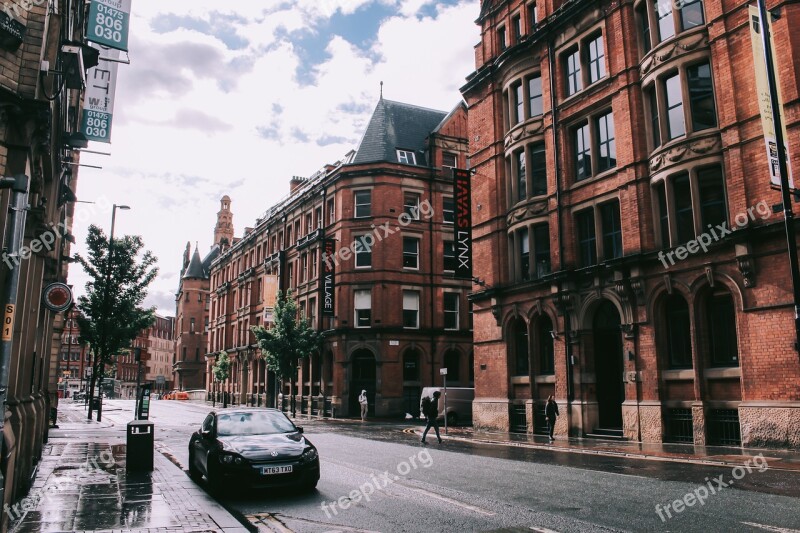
[462,0,800,447]
[207,99,474,417]
[1,0,88,512]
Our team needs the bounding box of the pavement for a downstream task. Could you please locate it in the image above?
[10,403,250,533]
[295,414,800,471]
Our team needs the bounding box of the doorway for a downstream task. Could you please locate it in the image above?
[593,301,624,429]
[349,350,376,416]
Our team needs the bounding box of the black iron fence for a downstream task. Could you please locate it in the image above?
[510,404,527,433]
[707,408,741,446]
[665,408,694,443]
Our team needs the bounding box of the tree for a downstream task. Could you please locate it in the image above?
[252,290,322,416]
[75,225,158,421]
[212,351,231,408]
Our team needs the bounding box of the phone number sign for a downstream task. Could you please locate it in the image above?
[87,0,132,52]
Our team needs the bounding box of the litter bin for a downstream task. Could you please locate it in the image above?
[91,397,101,410]
[126,420,154,472]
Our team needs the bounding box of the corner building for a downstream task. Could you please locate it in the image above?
[207,98,473,417]
[462,0,800,447]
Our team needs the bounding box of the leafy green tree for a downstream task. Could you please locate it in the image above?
[76,225,158,421]
[252,290,321,416]
[212,352,231,407]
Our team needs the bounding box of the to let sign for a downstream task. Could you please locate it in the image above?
[87,0,131,52]
[80,46,119,143]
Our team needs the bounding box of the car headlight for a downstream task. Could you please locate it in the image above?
[219,453,246,466]
[301,448,318,463]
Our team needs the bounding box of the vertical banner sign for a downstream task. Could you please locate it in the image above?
[321,239,336,316]
[80,46,119,143]
[453,168,473,279]
[87,0,132,52]
[749,5,794,189]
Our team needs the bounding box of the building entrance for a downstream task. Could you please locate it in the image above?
[593,301,624,429]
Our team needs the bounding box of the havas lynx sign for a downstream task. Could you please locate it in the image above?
[453,168,473,279]
[80,46,119,143]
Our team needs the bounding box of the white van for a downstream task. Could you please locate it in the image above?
[419,387,474,425]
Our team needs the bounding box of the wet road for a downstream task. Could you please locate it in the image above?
[56,399,800,532]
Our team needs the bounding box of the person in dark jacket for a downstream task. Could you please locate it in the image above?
[421,391,442,444]
[545,395,559,440]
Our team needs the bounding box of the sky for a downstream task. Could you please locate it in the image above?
[69,0,481,316]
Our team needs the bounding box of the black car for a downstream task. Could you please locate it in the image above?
[188,408,320,493]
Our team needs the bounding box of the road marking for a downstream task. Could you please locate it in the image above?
[530,527,561,533]
[399,485,496,516]
[741,522,800,532]
[248,513,381,533]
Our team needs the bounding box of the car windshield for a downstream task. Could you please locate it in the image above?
[216,411,297,436]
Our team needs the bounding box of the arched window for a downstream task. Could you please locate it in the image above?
[510,318,529,376]
[537,315,555,375]
[706,290,738,367]
[664,293,692,368]
[403,350,420,382]
[444,350,461,383]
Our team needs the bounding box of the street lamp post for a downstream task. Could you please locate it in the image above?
[89,204,130,421]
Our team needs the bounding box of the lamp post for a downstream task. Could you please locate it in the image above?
[89,204,130,421]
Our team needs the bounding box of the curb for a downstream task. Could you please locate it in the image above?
[412,429,799,471]
[155,444,255,533]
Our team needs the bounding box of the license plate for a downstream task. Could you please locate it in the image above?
[261,465,293,475]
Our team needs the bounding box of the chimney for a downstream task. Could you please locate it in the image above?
[290,176,305,194]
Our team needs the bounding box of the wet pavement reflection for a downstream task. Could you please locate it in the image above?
[14,442,189,532]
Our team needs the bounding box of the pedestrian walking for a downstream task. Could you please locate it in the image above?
[545,395,559,440]
[420,391,442,444]
[359,389,368,421]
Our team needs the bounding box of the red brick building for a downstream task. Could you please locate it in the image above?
[173,202,229,390]
[115,314,175,397]
[207,98,474,417]
[462,0,800,447]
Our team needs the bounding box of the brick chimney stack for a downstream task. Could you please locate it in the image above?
[290,176,305,194]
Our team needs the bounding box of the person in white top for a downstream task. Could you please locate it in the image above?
[359,390,368,421]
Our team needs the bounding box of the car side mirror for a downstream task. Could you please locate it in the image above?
[295,426,304,433]
[200,428,213,439]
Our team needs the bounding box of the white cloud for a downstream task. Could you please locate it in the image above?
[68,0,480,315]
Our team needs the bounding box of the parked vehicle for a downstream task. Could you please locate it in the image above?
[419,387,474,426]
[188,408,319,493]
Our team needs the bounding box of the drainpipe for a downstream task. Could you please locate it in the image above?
[548,42,574,405]
[0,174,30,519]
[428,141,438,389]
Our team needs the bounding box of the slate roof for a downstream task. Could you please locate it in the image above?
[183,245,220,280]
[351,98,448,167]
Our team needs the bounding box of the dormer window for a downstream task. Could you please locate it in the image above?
[397,149,417,165]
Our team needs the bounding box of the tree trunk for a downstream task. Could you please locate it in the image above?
[87,355,99,420]
[96,366,105,422]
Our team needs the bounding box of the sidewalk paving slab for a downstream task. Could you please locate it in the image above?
[10,438,250,533]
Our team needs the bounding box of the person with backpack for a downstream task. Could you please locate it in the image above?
[420,391,442,444]
[545,395,559,441]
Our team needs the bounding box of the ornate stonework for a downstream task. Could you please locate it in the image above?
[507,201,548,225]
[649,135,721,173]
[503,119,545,149]
[640,31,709,76]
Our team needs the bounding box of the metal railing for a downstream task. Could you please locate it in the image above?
[707,408,741,446]
[665,408,694,443]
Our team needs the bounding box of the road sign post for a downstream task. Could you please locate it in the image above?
[440,368,448,435]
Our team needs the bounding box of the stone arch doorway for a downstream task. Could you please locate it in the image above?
[349,349,376,417]
[593,300,624,430]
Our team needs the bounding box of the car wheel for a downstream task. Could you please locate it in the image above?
[206,462,224,496]
[188,450,201,481]
[446,413,458,426]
